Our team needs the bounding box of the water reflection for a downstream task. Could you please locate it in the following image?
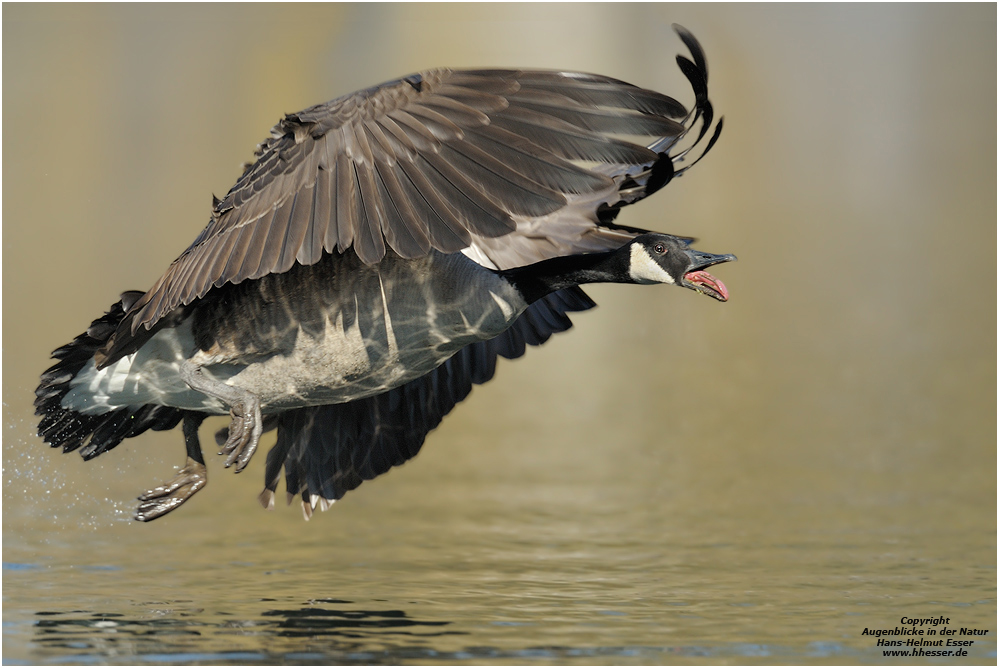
[34,602,776,664]
[32,600,461,664]
[26,604,868,664]
[263,601,456,641]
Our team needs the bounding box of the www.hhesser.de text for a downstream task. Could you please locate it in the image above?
[861,618,988,657]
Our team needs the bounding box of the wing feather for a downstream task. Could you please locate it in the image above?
[373,159,431,258]
[351,158,389,264]
[361,119,399,163]
[492,105,675,162]
[508,91,685,135]
[170,242,209,306]
[256,204,292,280]
[418,94,491,126]
[416,150,515,237]
[463,123,609,194]
[334,151,359,254]
[100,33,717,362]
[204,227,241,289]
[278,190,314,273]
[436,142,564,217]
[220,225,257,286]
[395,157,470,250]
[373,116,420,159]
[235,213,273,283]
[297,179,325,266]
[386,109,440,151]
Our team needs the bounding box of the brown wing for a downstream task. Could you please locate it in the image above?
[100,68,691,364]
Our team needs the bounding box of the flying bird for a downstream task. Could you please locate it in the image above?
[36,25,735,521]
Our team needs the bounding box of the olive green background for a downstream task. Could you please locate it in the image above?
[3,3,995,663]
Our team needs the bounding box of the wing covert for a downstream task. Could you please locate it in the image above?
[117,68,690,341]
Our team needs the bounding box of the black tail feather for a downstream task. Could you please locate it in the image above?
[35,294,186,460]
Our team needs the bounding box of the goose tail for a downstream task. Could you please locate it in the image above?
[35,293,185,460]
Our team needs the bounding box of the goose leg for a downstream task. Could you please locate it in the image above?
[213,415,280,449]
[135,413,207,521]
[180,360,262,472]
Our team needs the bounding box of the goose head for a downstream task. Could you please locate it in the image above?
[500,232,736,305]
[625,233,736,301]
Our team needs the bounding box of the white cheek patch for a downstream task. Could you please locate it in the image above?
[629,244,675,284]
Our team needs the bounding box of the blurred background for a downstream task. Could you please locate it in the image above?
[3,4,995,664]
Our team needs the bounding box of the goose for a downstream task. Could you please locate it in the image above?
[35,25,735,521]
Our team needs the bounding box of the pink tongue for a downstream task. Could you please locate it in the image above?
[685,270,729,301]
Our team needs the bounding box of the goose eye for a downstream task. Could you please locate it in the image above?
[654,243,667,254]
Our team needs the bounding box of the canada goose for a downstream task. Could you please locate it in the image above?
[36,25,735,521]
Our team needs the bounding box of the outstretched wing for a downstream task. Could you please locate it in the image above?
[114,67,690,343]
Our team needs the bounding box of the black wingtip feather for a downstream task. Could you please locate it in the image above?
[675,55,708,105]
[673,24,708,83]
[676,116,724,177]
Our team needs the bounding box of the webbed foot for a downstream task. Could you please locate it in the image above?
[135,456,206,521]
[218,395,262,472]
[180,360,263,473]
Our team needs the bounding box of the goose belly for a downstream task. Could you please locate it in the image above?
[63,252,527,414]
[205,285,523,409]
[61,319,222,414]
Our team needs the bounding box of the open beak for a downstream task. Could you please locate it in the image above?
[681,250,737,301]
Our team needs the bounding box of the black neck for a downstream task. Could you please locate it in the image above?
[499,248,631,304]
